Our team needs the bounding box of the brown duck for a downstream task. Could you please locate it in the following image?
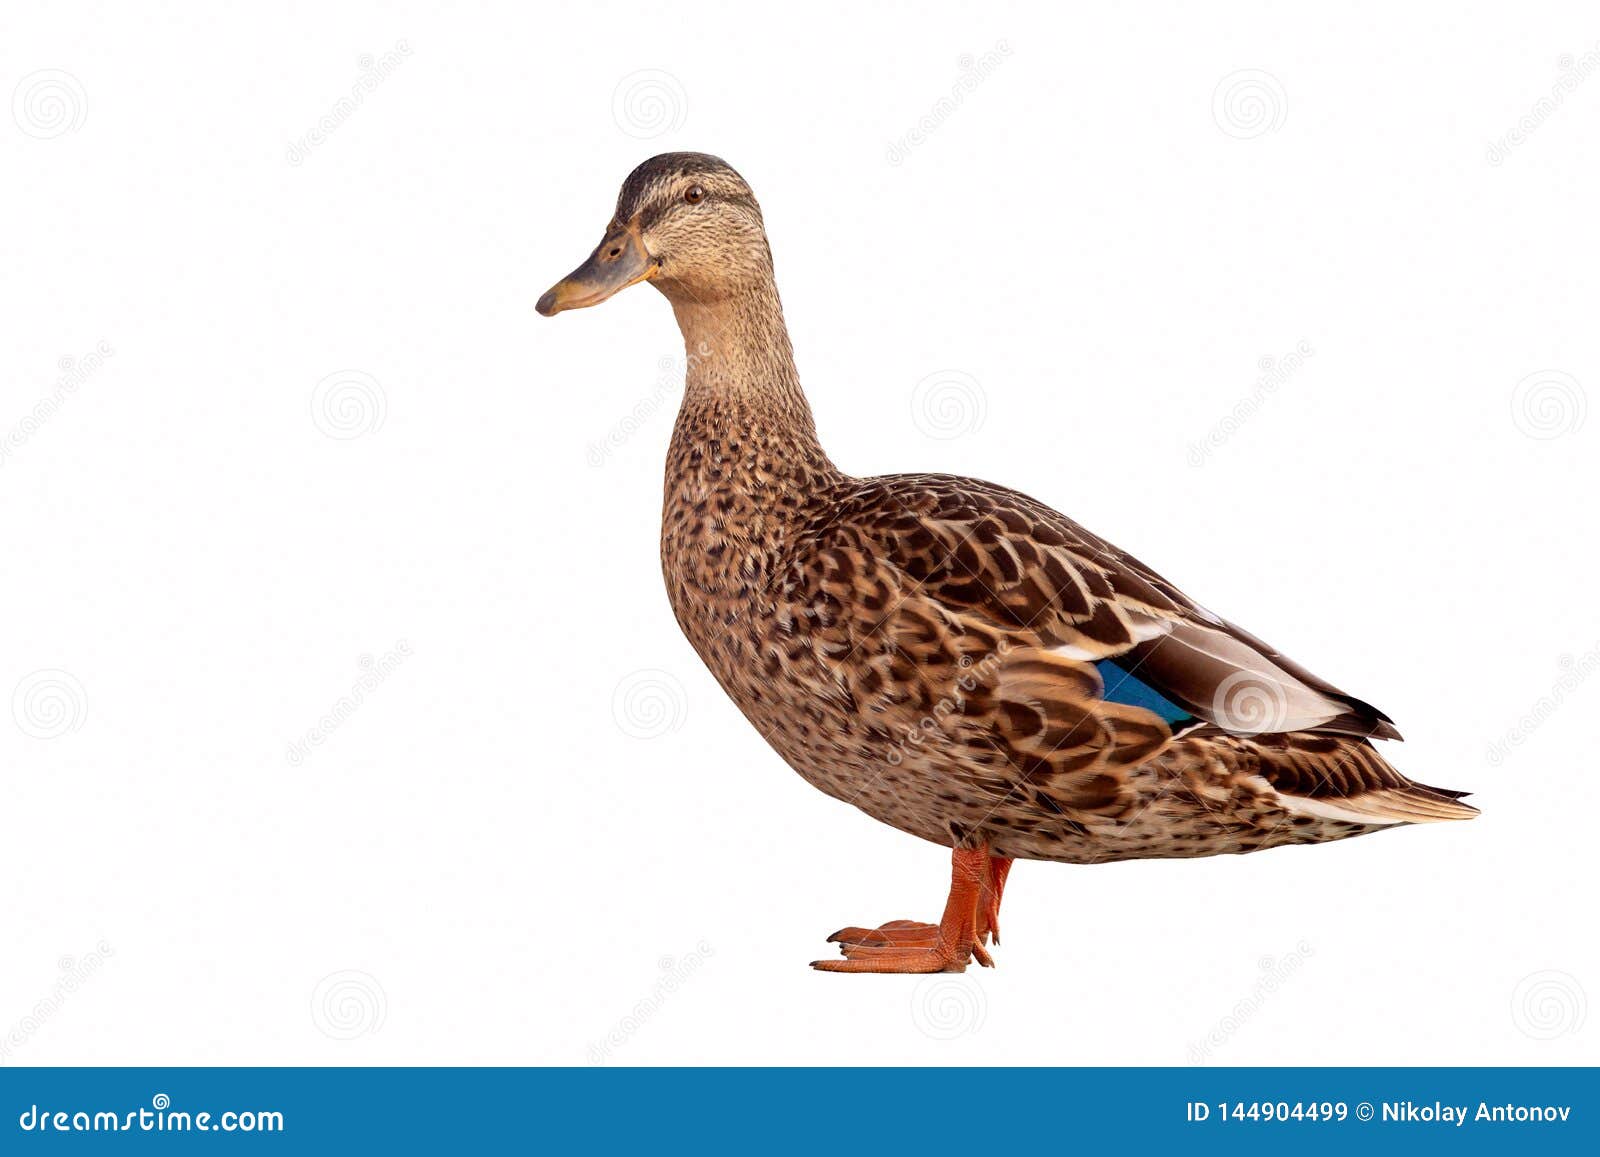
[538,152,1476,974]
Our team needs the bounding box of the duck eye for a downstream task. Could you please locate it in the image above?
[684,185,705,204]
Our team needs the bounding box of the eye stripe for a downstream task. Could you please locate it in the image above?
[628,189,760,230]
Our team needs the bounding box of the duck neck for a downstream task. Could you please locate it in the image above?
[668,284,824,453]
[665,281,840,492]
[661,282,840,606]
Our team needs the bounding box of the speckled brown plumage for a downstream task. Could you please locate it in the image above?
[542,152,1477,970]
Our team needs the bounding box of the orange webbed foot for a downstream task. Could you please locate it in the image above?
[827,919,939,948]
[818,919,991,973]
[810,846,1010,974]
[812,941,984,973]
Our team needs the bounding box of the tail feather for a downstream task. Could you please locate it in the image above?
[1235,732,1480,826]
[1304,786,1480,824]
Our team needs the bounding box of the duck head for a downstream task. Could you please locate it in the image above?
[537,152,773,316]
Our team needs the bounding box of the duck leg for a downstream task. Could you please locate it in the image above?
[812,844,1008,973]
[981,854,1012,946]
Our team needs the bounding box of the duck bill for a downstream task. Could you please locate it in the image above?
[536,225,658,316]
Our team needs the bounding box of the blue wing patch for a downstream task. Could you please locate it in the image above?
[1093,658,1194,726]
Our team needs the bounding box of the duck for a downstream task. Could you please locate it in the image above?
[537,152,1477,974]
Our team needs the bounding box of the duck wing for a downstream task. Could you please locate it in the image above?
[804,472,1399,743]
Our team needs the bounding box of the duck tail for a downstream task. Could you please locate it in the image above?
[1237,733,1481,825]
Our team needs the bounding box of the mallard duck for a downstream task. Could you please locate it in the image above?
[538,152,1477,974]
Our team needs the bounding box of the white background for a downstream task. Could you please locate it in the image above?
[3,1,1596,1067]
